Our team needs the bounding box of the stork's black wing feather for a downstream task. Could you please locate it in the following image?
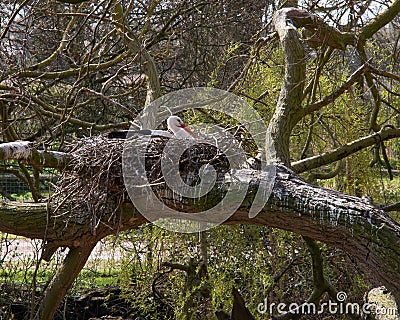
[107,130,154,139]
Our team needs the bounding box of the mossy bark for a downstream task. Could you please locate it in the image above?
[1,166,399,300]
[36,244,96,320]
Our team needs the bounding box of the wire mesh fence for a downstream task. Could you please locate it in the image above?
[0,173,58,200]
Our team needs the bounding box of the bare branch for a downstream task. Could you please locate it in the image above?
[284,8,355,49]
[0,0,31,41]
[302,62,370,116]
[15,51,130,79]
[369,66,400,82]
[0,141,72,168]
[12,93,130,131]
[36,244,96,320]
[81,87,138,118]
[292,128,400,173]
[358,0,400,42]
[56,0,90,3]
[111,2,160,108]
[26,11,78,71]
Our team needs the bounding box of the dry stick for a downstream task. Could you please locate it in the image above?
[29,239,44,320]
[18,162,40,202]
[380,142,393,180]
[382,99,400,114]
[307,115,343,180]
[300,113,314,160]
[303,46,334,100]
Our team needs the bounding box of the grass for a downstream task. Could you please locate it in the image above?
[0,258,122,303]
[1,234,123,296]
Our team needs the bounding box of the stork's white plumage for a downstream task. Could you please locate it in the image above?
[108,116,196,139]
[167,116,197,139]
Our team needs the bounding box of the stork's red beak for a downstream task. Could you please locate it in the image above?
[180,123,197,138]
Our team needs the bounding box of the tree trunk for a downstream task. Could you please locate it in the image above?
[1,166,399,298]
[35,244,96,320]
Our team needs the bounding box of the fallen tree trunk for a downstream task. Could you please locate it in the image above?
[1,162,399,297]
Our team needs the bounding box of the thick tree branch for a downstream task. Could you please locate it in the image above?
[1,164,399,298]
[303,237,337,300]
[285,8,355,49]
[0,141,72,169]
[291,128,400,173]
[35,244,96,320]
[268,7,361,164]
[382,201,400,212]
[268,8,306,164]
[358,0,400,43]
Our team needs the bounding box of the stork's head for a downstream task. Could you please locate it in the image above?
[167,115,185,129]
[167,116,196,138]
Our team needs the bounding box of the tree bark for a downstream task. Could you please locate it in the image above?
[1,165,399,298]
[0,141,71,169]
[267,8,305,164]
[35,244,96,320]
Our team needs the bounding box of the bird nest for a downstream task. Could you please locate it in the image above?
[53,135,231,232]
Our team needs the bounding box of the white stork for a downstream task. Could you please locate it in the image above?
[108,115,196,139]
[167,115,197,139]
